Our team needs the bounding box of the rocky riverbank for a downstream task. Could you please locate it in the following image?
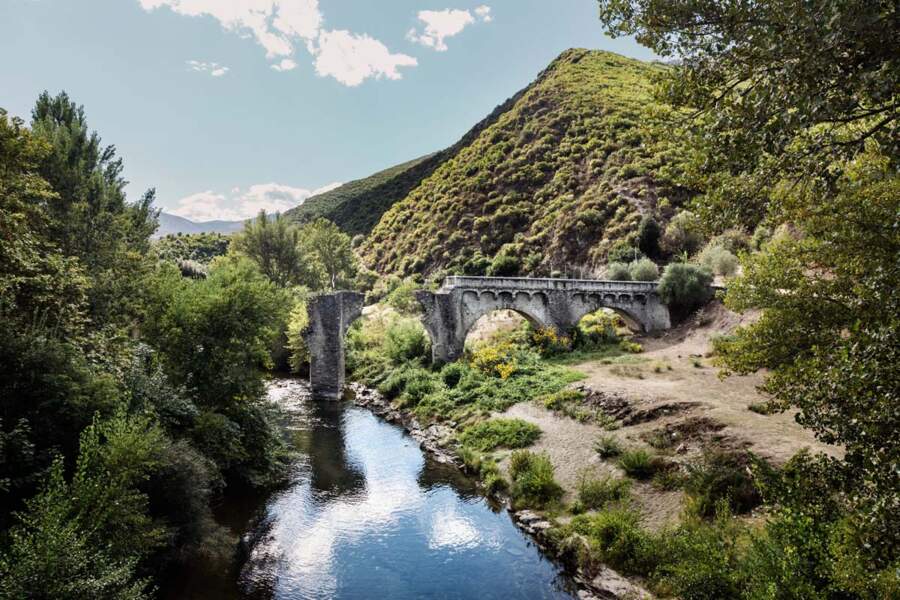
[347,382,654,600]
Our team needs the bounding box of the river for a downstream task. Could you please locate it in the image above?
[163,378,577,599]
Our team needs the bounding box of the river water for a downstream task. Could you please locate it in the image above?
[164,379,576,599]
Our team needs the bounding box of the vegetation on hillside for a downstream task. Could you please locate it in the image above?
[154,232,230,264]
[362,49,692,278]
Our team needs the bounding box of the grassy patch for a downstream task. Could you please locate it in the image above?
[594,434,623,459]
[508,450,563,509]
[748,401,778,415]
[684,451,761,517]
[577,472,632,510]
[618,448,665,480]
[458,418,541,452]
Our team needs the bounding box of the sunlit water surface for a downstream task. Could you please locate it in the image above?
[164,379,576,600]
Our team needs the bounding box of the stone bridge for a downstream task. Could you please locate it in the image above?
[303,276,671,398]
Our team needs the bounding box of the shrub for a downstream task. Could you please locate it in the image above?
[658,263,714,316]
[539,388,584,411]
[709,228,751,254]
[440,362,467,388]
[618,339,643,353]
[530,326,573,356]
[618,449,662,479]
[578,473,631,509]
[487,253,520,277]
[458,418,541,452]
[629,258,659,281]
[607,240,644,263]
[576,309,623,347]
[384,319,431,365]
[594,435,623,459]
[637,215,661,258]
[684,451,761,517]
[697,244,739,277]
[567,509,656,575]
[384,278,421,314]
[508,450,563,508]
[662,211,704,256]
[470,341,519,379]
[606,262,632,281]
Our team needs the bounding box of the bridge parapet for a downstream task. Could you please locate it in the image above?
[441,275,659,294]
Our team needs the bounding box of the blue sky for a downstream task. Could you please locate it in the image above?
[2,0,654,221]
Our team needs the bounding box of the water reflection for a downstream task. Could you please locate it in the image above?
[171,379,575,600]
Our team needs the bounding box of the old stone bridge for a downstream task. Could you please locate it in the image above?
[303,276,671,399]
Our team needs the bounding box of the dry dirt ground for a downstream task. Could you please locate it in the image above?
[494,302,838,529]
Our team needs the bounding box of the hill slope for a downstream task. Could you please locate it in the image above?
[284,83,533,236]
[361,50,690,277]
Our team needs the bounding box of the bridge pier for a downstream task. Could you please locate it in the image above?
[302,291,365,399]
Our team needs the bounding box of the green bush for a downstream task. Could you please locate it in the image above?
[684,451,761,517]
[606,262,632,281]
[629,258,659,281]
[487,254,521,277]
[578,473,631,509]
[658,263,714,316]
[440,362,467,388]
[662,211,704,256]
[458,418,541,452]
[618,448,662,479]
[567,509,656,575]
[384,319,431,365]
[576,309,624,347]
[697,244,739,277]
[539,388,585,410]
[607,240,645,264]
[384,278,421,314]
[594,435,623,459]
[508,450,563,508]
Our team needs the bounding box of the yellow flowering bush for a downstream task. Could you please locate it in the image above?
[471,341,519,379]
[530,327,573,356]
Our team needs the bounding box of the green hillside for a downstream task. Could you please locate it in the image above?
[284,84,531,236]
[361,49,690,277]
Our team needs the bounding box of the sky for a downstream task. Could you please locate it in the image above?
[2,0,655,221]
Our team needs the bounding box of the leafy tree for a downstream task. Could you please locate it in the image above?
[658,263,713,318]
[636,215,661,258]
[232,211,321,288]
[597,0,898,231]
[597,0,899,566]
[29,92,159,324]
[299,218,357,290]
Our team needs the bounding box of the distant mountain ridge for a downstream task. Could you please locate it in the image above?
[154,213,246,238]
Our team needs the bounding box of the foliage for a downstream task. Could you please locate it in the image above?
[384,278,421,314]
[594,435,623,459]
[383,318,431,365]
[661,210,703,257]
[232,212,319,288]
[487,253,521,277]
[154,232,230,264]
[565,508,656,575]
[363,50,692,277]
[697,243,739,278]
[577,472,631,510]
[607,240,644,264]
[470,340,521,379]
[684,451,761,518]
[605,262,631,281]
[628,257,659,281]
[285,292,310,372]
[575,309,625,347]
[529,326,573,356]
[636,215,661,258]
[617,448,662,479]
[458,418,541,452]
[508,450,563,509]
[298,218,357,290]
[657,263,713,317]
[0,460,150,600]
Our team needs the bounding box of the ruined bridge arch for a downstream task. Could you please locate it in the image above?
[304,277,671,398]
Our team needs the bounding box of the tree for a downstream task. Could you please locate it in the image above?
[597,0,899,565]
[597,0,898,232]
[299,218,357,290]
[29,91,159,324]
[232,211,321,288]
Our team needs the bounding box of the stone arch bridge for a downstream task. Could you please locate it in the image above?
[303,276,671,399]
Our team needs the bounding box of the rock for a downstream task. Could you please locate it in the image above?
[590,567,653,599]
[515,510,542,525]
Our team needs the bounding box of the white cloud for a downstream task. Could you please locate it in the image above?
[169,181,342,221]
[407,6,492,52]
[313,30,418,86]
[271,58,298,71]
[186,59,229,76]
[140,0,416,85]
